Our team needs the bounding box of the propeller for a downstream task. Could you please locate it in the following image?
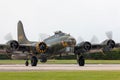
[77,35,99,44]
[106,31,113,39]
[90,35,99,44]
[77,36,84,43]
[4,32,50,42]
[4,32,13,41]
[38,33,50,41]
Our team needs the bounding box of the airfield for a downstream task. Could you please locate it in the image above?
[0,64,120,71]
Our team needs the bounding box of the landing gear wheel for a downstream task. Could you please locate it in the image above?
[31,56,38,66]
[40,54,47,63]
[77,56,85,66]
[25,60,29,66]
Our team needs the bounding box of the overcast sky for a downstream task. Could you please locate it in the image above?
[0,0,120,43]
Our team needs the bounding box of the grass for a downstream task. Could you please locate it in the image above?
[0,59,120,64]
[0,71,120,80]
[0,61,120,80]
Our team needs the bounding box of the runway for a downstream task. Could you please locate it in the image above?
[0,64,120,71]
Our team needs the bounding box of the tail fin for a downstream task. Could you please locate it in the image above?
[17,21,30,44]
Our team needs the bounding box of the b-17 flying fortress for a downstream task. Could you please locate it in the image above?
[0,21,119,66]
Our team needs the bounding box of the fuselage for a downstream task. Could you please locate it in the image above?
[43,31,76,55]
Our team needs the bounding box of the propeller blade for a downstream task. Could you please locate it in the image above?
[4,32,13,41]
[106,31,113,39]
[90,35,99,44]
[38,33,50,41]
[77,36,84,43]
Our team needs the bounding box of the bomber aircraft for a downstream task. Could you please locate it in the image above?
[0,21,119,66]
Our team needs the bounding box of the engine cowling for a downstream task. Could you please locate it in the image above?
[102,39,115,52]
[36,42,47,53]
[74,41,91,54]
[6,40,19,53]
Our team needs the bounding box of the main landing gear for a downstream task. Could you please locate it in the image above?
[25,54,47,66]
[31,56,38,66]
[77,54,85,66]
[25,56,38,66]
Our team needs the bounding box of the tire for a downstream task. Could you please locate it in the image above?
[78,56,85,66]
[25,60,29,66]
[31,56,38,66]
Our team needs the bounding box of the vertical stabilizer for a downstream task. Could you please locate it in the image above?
[18,21,30,44]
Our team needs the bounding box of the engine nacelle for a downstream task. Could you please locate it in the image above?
[102,39,115,52]
[74,41,91,54]
[6,40,19,53]
[36,42,47,53]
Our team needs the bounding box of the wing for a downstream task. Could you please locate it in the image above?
[0,44,7,53]
[0,39,49,56]
[18,44,31,52]
[0,40,31,54]
[74,39,120,54]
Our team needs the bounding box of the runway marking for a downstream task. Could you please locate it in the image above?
[0,64,120,71]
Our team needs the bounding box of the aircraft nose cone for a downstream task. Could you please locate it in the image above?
[66,37,76,46]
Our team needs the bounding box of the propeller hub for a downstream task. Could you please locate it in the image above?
[36,42,47,53]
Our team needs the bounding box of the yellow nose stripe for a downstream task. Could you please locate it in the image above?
[62,41,68,47]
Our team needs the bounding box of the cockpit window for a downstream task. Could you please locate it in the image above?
[55,34,59,37]
[54,31,62,35]
[44,30,71,43]
[54,31,67,37]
